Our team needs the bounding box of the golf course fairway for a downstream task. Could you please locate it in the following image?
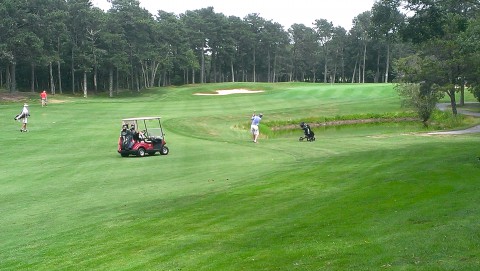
[1,82,479,270]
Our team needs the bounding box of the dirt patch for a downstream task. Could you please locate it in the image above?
[47,99,67,104]
[1,92,68,104]
[194,89,264,96]
[0,92,34,103]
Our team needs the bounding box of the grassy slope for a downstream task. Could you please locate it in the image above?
[0,83,479,270]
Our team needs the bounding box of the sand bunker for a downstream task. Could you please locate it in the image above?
[194,89,264,96]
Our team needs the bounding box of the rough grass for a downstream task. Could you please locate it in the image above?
[1,83,479,270]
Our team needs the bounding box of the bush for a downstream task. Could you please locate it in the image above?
[396,83,444,125]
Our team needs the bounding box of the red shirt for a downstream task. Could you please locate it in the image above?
[41,92,47,99]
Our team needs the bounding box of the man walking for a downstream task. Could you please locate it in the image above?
[40,90,47,107]
[14,103,30,132]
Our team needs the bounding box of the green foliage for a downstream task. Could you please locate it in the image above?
[397,1,480,117]
[460,18,480,100]
[396,83,443,123]
[470,85,480,102]
[428,109,467,130]
[264,111,417,129]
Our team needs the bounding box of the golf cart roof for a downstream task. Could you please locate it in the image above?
[122,117,161,121]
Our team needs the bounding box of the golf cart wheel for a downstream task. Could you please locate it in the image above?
[137,147,146,157]
[160,146,169,155]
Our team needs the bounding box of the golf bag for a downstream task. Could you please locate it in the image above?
[299,122,315,142]
[120,130,134,150]
[14,111,30,121]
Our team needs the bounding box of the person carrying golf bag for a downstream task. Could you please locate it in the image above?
[14,103,30,132]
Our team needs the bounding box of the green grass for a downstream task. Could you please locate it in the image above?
[1,83,479,270]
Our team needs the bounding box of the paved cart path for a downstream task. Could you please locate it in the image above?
[428,103,480,135]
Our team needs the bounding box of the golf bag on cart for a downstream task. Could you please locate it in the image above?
[120,126,134,150]
[299,122,315,142]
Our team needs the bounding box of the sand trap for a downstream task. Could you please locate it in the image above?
[194,89,264,96]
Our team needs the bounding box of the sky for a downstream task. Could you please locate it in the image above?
[92,0,377,30]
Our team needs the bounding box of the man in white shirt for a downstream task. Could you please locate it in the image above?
[15,103,30,132]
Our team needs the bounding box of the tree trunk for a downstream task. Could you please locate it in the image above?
[460,88,465,106]
[10,62,16,93]
[375,49,380,83]
[93,65,98,93]
[211,51,217,83]
[57,60,63,94]
[151,62,159,88]
[448,89,457,115]
[184,69,188,85]
[460,77,465,106]
[83,71,88,98]
[267,50,271,82]
[115,68,120,95]
[358,61,361,83]
[192,68,195,84]
[6,64,11,92]
[109,67,113,98]
[57,37,62,94]
[273,54,277,83]
[351,57,358,83]
[135,70,140,92]
[31,63,35,92]
[324,55,328,83]
[157,71,163,87]
[385,42,390,83]
[333,63,337,83]
[49,62,56,95]
[200,48,205,83]
[140,61,147,89]
[230,60,235,82]
[71,49,75,94]
[252,47,256,83]
[362,43,367,83]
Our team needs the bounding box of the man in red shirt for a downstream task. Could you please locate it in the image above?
[40,90,47,107]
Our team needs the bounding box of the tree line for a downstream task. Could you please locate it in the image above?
[0,0,479,99]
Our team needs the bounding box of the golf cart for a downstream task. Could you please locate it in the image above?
[118,117,169,157]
